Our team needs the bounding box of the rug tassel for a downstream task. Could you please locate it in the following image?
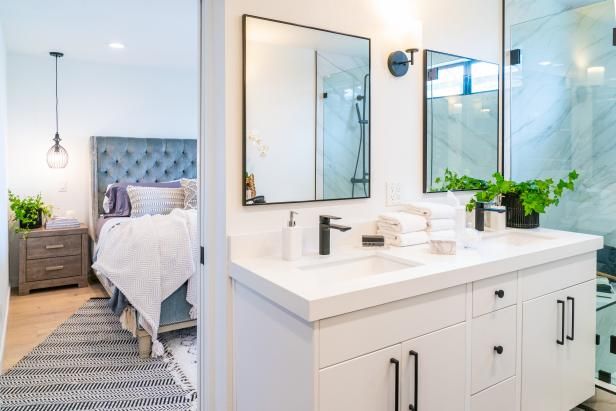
[189,306,197,320]
[151,339,165,357]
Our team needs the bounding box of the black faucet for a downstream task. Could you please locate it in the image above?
[319,215,352,256]
[475,202,506,231]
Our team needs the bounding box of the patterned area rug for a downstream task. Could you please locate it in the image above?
[0,298,197,411]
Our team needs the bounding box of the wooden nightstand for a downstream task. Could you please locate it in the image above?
[18,224,89,295]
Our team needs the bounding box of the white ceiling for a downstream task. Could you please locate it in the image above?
[0,0,199,70]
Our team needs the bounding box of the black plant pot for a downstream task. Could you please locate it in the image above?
[502,194,540,229]
[18,210,43,230]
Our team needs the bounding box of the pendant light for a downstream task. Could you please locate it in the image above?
[46,51,68,168]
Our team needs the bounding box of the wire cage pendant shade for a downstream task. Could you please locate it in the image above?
[47,51,68,168]
[47,132,69,168]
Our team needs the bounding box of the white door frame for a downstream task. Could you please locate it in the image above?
[200,0,231,410]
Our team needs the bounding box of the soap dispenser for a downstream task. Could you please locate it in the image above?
[282,211,302,261]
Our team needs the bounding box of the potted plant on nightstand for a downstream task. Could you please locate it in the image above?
[8,191,52,233]
[467,171,579,228]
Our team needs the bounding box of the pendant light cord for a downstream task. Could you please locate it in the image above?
[55,54,59,135]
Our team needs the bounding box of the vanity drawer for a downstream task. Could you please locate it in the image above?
[473,272,517,317]
[471,305,516,394]
[26,255,82,282]
[519,252,595,301]
[471,377,516,411]
[27,234,82,259]
[319,285,466,368]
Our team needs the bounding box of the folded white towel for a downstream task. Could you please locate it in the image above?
[377,230,429,247]
[403,201,456,220]
[428,219,455,232]
[377,212,427,233]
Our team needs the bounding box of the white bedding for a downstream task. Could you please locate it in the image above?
[92,208,199,356]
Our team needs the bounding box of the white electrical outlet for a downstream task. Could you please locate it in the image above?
[386,182,402,206]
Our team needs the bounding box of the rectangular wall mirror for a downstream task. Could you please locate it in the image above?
[243,15,371,205]
[423,49,499,193]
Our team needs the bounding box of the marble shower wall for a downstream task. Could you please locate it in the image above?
[316,56,369,200]
[509,0,616,248]
[427,91,498,189]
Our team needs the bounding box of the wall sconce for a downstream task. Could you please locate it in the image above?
[387,48,419,77]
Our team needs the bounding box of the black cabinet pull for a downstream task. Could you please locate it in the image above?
[557,300,565,345]
[390,358,399,411]
[495,289,505,299]
[409,350,419,411]
[494,345,504,355]
[567,296,575,341]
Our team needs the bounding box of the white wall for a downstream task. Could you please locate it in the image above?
[0,22,10,369]
[6,54,199,224]
[226,0,501,235]
[246,42,315,203]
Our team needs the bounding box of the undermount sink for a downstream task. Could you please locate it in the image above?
[482,231,556,247]
[299,255,418,281]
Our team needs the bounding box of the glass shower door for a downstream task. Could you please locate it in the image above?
[508,0,616,389]
[317,53,369,200]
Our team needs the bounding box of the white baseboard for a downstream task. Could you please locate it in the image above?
[0,286,10,372]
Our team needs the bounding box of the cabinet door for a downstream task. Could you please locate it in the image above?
[561,280,596,409]
[521,289,562,411]
[320,345,401,411]
[401,323,466,411]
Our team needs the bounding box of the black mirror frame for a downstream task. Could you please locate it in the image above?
[242,14,372,206]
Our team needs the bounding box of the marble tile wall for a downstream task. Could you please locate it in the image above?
[317,60,369,200]
[509,0,616,248]
[427,92,498,189]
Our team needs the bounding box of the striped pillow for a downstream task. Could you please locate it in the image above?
[181,179,198,209]
[126,186,185,218]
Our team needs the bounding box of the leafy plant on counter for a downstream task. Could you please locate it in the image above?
[465,170,579,215]
[8,191,53,234]
[433,169,489,192]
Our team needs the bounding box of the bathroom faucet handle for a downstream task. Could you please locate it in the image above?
[320,215,342,224]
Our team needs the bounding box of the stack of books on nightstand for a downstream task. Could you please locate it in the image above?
[46,216,80,230]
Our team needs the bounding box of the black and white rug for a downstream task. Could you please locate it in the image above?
[0,298,197,411]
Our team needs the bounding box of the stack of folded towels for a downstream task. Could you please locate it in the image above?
[377,212,429,246]
[377,201,457,247]
[404,201,456,240]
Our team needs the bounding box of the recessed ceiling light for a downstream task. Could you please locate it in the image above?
[108,42,125,49]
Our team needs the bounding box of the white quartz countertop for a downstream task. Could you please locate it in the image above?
[229,228,603,322]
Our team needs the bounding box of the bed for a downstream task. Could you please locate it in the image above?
[90,136,198,357]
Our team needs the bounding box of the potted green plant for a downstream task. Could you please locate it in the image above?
[8,191,52,232]
[433,169,489,192]
[465,171,579,228]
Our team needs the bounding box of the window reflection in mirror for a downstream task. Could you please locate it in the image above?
[424,50,499,193]
[243,15,370,205]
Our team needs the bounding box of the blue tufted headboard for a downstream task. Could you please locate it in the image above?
[90,136,197,223]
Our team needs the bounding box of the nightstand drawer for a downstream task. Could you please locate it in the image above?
[27,234,82,259]
[26,255,82,281]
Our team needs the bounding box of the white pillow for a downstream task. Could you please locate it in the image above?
[181,179,198,209]
[126,186,185,218]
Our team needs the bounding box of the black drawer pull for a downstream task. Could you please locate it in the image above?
[390,358,399,411]
[567,296,575,341]
[557,300,565,345]
[494,345,504,355]
[495,289,505,299]
[409,350,419,411]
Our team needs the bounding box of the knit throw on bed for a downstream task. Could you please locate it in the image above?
[93,208,199,357]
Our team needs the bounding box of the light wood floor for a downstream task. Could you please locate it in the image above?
[1,282,107,372]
